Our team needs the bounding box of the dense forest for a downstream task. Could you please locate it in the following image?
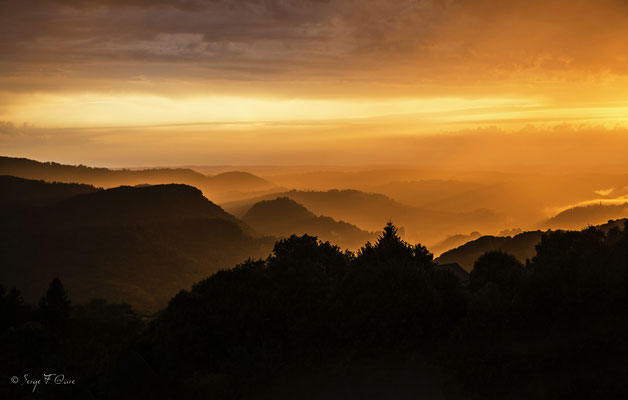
[2,221,628,399]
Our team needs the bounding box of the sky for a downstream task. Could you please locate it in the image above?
[2,0,628,167]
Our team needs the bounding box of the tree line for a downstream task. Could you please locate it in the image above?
[2,222,628,399]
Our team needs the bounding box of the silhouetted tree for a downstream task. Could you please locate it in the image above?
[39,277,71,325]
[470,251,524,293]
[0,285,25,329]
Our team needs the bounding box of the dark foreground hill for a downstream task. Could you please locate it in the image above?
[3,222,628,399]
[242,197,376,250]
[0,178,275,311]
[39,183,240,227]
[0,174,100,207]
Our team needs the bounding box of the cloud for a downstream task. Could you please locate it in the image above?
[594,188,614,196]
[4,115,628,169]
[51,0,206,10]
[1,0,628,98]
[0,121,16,135]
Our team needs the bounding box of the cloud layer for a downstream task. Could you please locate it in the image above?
[2,0,628,165]
[2,0,628,97]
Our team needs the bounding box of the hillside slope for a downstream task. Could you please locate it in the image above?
[0,175,100,208]
[242,197,376,249]
[542,203,628,230]
[436,231,544,271]
[0,156,279,203]
[0,181,275,311]
[225,189,500,245]
[436,218,628,271]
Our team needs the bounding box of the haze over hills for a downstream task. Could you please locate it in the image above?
[0,156,281,203]
[250,168,628,232]
[242,197,376,250]
[365,179,483,209]
[259,168,431,191]
[226,189,501,245]
[541,203,628,230]
[417,173,628,226]
[219,167,628,248]
[0,176,275,311]
[430,231,483,257]
[6,156,628,249]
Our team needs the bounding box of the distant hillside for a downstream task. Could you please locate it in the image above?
[430,231,482,257]
[225,189,500,245]
[210,171,270,189]
[542,203,628,230]
[242,197,376,250]
[436,231,545,271]
[244,197,316,226]
[367,179,482,209]
[0,175,100,208]
[436,218,628,271]
[0,183,275,311]
[0,156,279,203]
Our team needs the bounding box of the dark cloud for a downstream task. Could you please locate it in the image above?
[52,0,206,10]
[1,0,628,95]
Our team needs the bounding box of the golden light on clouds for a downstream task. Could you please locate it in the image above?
[2,93,544,128]
[2,0,628,166]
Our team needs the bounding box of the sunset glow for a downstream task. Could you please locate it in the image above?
[2,0,628,166]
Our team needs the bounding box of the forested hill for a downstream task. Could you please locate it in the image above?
[39,183,238,227]
[436,231,544,271]
[0,174,100,208]
[437,218,628,271]
[0,179,275,311]
[0,156,279,202]
[242,197,376,250]
[542,203,628,230]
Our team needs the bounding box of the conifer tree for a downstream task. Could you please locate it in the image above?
[39,277,71,325]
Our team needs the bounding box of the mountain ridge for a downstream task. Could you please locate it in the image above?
[0,156,280,203]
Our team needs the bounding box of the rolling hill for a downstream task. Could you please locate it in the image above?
[0,174,100,208]
[430,231,483,257]
[0,156,280,203]
[435,218,628,271]
[435,231,544,271]
[0,177,275,311]
[242,197,376,250]
[542,203,628,230]
[225,189,500,245]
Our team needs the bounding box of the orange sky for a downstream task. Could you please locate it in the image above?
[2,0,628,167]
